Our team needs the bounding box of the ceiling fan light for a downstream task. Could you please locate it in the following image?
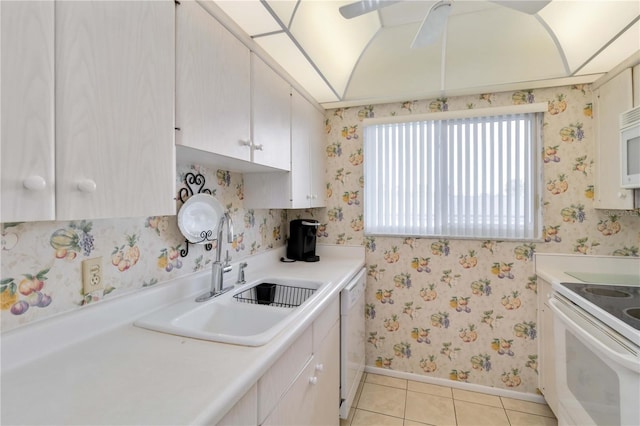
[411,0,452,48]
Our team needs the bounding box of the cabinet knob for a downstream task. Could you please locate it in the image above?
[240,140,252,147]
[315,363,324,372]
[254,144,263,151]
[77,179,97,193]
[23,175,46,191]
[617,191,627,199]
[309,376,318,385]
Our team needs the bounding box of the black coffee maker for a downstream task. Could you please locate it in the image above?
[286,219,320,262]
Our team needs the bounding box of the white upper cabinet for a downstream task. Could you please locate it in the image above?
[176,0,251,163]
[1,0,176,222]
[55,1,175,220]
[244,90,326,209]
[1,1,55,222]
[251,54,291,171]
[291,90,326,208]
[593,68,634,209]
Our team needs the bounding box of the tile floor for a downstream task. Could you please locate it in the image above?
[341,373,557,426]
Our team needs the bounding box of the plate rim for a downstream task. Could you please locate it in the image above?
[177,193,224,244]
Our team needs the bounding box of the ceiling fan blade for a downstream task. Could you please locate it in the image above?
[490,0,551,15]
[339,0,402,19]
[411,0,452,48]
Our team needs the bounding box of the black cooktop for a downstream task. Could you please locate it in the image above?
[560,283,640,331]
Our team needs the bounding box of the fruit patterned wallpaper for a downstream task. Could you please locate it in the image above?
[3,83,639,397]
[304,84,640,396]
[1,164,287,331]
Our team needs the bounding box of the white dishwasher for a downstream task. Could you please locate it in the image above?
[339,267,366,419]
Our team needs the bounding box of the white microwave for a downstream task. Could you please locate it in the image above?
[620,106,640,189]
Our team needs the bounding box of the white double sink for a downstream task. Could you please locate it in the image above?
[134,277,323,346]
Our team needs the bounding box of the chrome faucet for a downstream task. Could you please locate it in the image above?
[196,212,234,302]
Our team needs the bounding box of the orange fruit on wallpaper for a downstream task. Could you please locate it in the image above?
[1,290,18,310]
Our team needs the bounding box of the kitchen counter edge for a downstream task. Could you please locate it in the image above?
[1,244,365,426]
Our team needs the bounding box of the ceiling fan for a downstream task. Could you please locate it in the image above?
[339,0,551,48]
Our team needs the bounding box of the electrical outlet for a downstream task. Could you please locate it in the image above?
[82,257,104,295]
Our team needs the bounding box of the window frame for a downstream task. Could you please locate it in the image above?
[362,103,546,241]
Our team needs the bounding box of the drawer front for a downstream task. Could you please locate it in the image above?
[258,326,312,423]
[313,297,339,353]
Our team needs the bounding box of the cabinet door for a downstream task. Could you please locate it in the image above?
[176,1,251,162]
[308,100,326,208]
[291,90,326,208]
[251,54,291,171]
[262,357,316,426]
[261,313,340,426]
[55,0,175,220]
[309,319,340,426]
[258,328,313,423]
[290,90,313,208]
[594,68,634,209]
[1,1,55,222]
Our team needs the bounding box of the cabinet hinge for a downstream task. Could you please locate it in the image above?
[175,127,181,131]
[174,0,181,5]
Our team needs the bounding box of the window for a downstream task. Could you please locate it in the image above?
[363,104,545,240]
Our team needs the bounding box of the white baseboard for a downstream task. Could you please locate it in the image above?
[364,366,547,404]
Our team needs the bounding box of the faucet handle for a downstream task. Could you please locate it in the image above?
[224,250,231,266]
[237,262,248,285]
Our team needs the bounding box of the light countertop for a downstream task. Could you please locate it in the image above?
[535,253,639,286]
[1,245,365,425]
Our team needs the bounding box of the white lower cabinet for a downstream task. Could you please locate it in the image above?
[262,316,340,426]
[217,385,257,426]
[307,318,340,425]
[537,278,558,416]
[217,297,340,426]
[258,326,313,423]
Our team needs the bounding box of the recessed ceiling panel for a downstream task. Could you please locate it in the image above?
[539,0,640,72]
[379,1,434,26]
[578,21,640,75]
[215,1,281,35]
[445,7,566,90]
[265,0,297,28]
[290,0,380,96]
[255,33,339,103]
[345,23,443,101]
[214,0,639,107]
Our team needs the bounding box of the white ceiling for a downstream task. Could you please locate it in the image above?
[215,0,640,108]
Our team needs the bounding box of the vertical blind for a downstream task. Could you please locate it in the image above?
[363,109,543,240]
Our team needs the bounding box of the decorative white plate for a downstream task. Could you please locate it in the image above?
[177,193,224,244]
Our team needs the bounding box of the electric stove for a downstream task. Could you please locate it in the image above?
[556,282,640,347]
